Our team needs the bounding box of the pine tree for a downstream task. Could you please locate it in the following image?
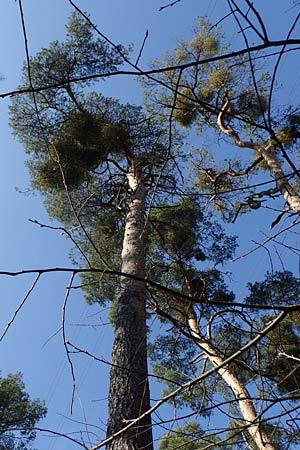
[10,12,178,450]
[0,372,46,450]
[143,17,300,220]
[141,17,300,449]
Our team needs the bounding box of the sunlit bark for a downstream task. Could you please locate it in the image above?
[187,305,277,450]
[106,167,153,450]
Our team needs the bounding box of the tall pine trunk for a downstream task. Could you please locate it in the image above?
[106,168,153,450]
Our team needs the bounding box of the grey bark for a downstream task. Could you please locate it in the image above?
[106,168,153,450]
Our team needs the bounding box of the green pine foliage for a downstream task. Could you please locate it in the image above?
[245,271,300,394]
[226,420,300,450]
[9,11,181,311]
[158,422,221,449]
[148,199,237,266]
[151,269,300,447]
[0,373,46,450]
[145,17,268,131]
[142,17,300,220]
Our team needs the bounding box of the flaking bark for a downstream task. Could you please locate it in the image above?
[187,305,277,450]
[106,168,153,450]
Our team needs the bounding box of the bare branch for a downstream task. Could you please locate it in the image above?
[62,272,77,414]
[159,0,182,12]
[0,273,41,343]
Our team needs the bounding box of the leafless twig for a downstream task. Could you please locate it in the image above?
[0,273,41,343]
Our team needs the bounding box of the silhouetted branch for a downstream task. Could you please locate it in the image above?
[159,0,182,11]
[0,273,41,342]
[2,40,300,101]
[0,265,299,312]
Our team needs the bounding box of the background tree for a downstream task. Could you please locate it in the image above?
[0,372,46,450]
[158,422,221,449]
[140,12,300,449]
[143,17,300,221]
[149,267,300,448]
[144,198,300,449]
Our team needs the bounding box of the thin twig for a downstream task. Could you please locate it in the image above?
[62,272,77,414]
[67,341,182,386]
[29,219,91,267]
[135,30,149,66]
[159,0,182,11]
[0,273,41,342]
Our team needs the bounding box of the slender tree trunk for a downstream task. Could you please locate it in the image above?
[106,168,153,450]
[186,306,277,450]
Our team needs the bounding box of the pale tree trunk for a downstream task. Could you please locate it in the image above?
[217,98,300,212]
[186,306,277,450]
[106,168,153,450]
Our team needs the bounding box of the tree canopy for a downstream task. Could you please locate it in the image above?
[144,17,300,220]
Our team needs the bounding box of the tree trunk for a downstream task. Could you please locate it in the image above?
[187,306,278,450]
[106,168,153,450]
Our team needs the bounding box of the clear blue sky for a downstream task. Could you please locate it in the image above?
[0,1,299,449]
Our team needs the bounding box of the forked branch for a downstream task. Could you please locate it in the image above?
[217,97,300,212]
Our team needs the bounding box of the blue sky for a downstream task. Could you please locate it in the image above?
[0,1,300,449]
